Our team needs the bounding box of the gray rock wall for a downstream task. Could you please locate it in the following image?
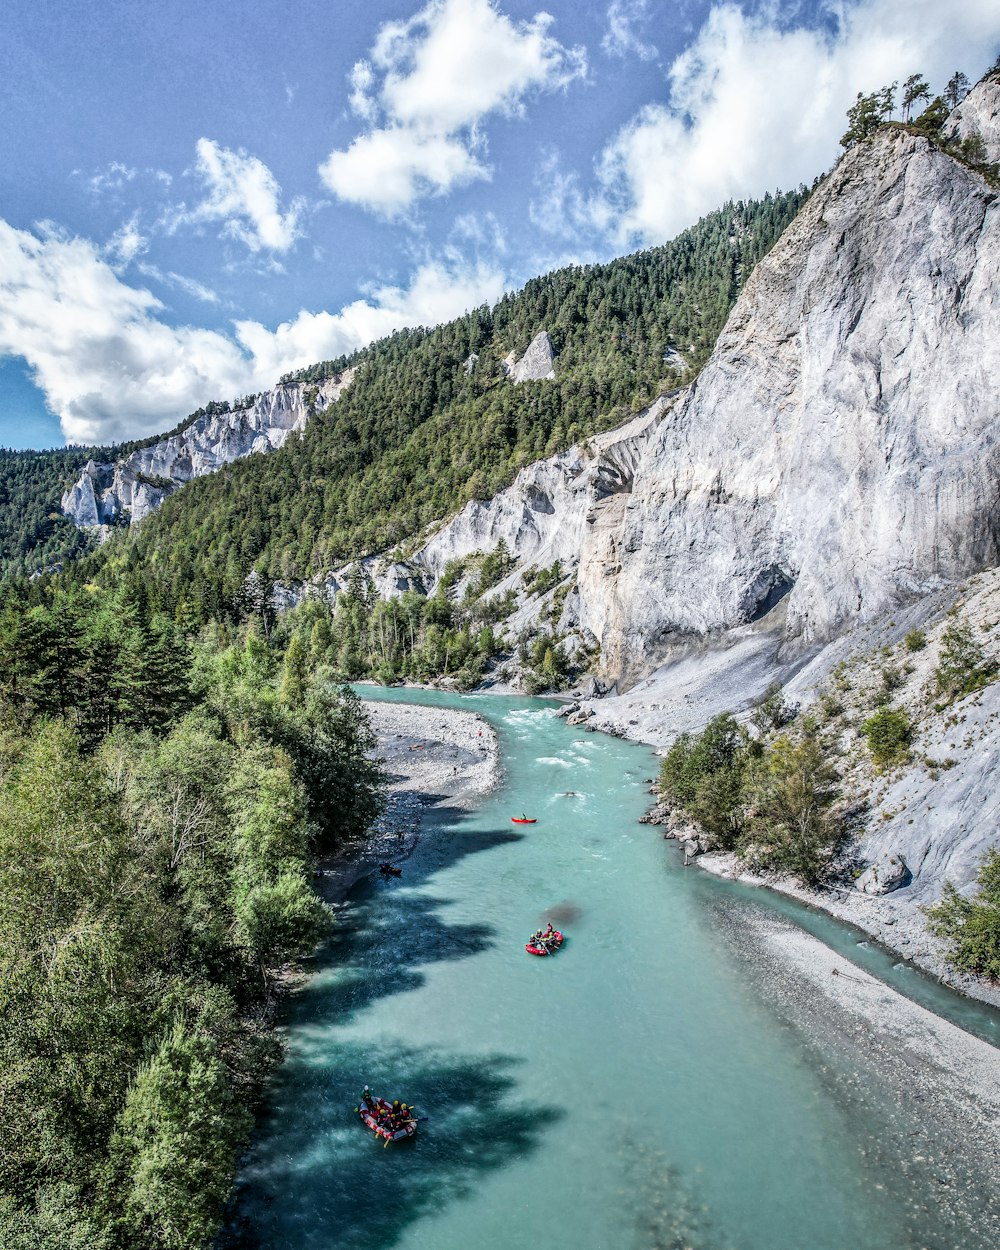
[393,84,1000,681]
[62,370,354,528]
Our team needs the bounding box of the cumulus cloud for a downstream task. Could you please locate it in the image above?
[167,138,305,253]
[596,0,1000,246]
[602,0,658,62]
[0,217,507,444]
[320,0,586,216]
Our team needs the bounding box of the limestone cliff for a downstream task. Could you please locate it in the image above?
[61,371,353,528]
[381,82,1000,685]
[502,330,557,383]
[947,73,1000,164]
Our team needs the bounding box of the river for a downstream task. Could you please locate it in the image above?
[226,688,1000,1250]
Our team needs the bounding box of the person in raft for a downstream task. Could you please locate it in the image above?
[543,923,554,940]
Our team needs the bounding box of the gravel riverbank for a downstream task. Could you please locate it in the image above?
[709,896,1000,1246]
[314,700,500,905]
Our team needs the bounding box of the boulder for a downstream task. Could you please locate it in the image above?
[856,852,910,895]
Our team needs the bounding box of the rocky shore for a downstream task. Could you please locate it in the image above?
[313,700,500,905]
[710,898,1000,1247]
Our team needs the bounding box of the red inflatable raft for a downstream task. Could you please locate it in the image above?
[525,929,564,956]
[358,1095,418,1143]
[511,817,537,824]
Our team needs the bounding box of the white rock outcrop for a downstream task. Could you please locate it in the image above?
[502,330,556,383]
[391,82,1000,681]
[856,852,910,896]
[62,371,354,528]
[946,73,1000,164]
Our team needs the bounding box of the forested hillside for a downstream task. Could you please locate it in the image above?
[0,401,261,581]
[0,448,96,579]
[0,583,383,1248]
[53,189,806,621]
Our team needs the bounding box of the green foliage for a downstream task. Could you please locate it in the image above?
[861,708,912,768]
[903,628,926,652]
[111,1023,253,1249]
[519,630,576,695]
[0,448,96,580]
[0,584,385,1248]
[0,1184,112,1250]
[469,539,515,597]
[926,848,1000,981]
[659,714,748,849]
[660,712,842,881]
[749,682,796,735]
[523,559,566,598]
[841,83,896,147]
[934,621,997,701]
[901,73,931,121]
[739,733,841,885]
[42,190,806,621]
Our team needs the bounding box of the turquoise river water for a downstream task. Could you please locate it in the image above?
[227,688,1000,1250]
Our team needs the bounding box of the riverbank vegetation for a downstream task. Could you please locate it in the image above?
[657,580,1000,974]
[265,542,589,694]
[658,709,843,886]
[926,849,1000,981]
[0,585,384,1249]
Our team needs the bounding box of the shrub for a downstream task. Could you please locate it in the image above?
[739,733,840,885]
[861,708,912,768]
[659,713,748,848]
[903,629,926,652]
[750,683,797,735]
[925,848,1000,981]
[935,622,997,701]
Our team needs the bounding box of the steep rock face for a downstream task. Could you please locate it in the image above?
[502,330,556,383]
[396,91,1000,680]
[947,73,1000,164]
[62,371,353,528]
[591,123,1000,669]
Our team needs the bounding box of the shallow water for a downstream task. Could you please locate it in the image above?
[227,688,1000,1250]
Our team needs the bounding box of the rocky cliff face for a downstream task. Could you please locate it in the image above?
[62,370,354,528]
[378,83,1000,683]
[947,73,1000,164]
[502,330,557,383]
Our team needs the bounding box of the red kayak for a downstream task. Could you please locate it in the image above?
[526,929,564,956]
[511,817,537,825]
[358,1095,418,1143]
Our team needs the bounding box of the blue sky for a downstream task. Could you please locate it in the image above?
[1,0,997,449]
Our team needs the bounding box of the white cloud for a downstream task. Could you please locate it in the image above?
[528,150,595,240]
[0,217,507,444]
[83,161,138,196]
[168,138,305,253]
[602,0,658,62]
[320,0,586,216]
[136,263,220,304]
[596,0,1000,246]
[105,215,147,267]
